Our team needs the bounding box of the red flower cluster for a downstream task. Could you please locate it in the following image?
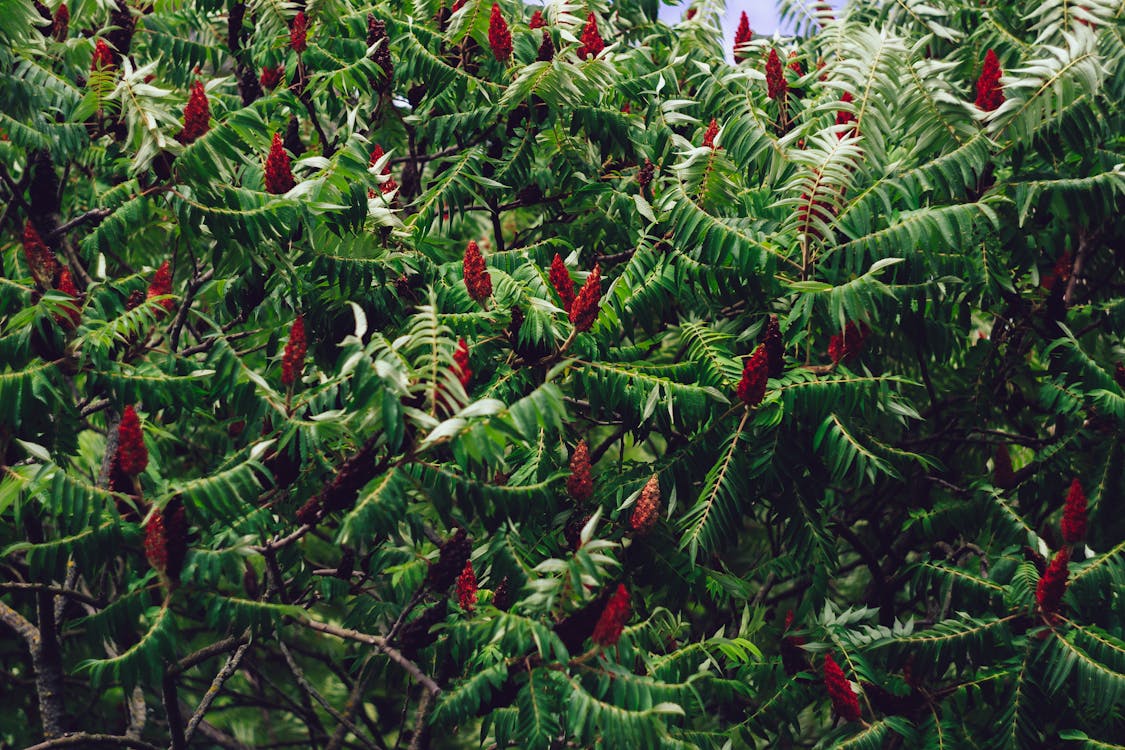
[453,338,472,388]
[144,497,188,584]
[829,322,870,364]
[975,49,1004,112]
[701,118,719,148]
[685,7,697,20]
[629,475,661,536]
[637,158,654,190]
[91,38,115,70]
[117,405,148,476]
[592,583,630,646]
[368,144,397,195]
[823,653,861,722]
[836,91,856,137]
[456,560,477,611]
[577,13,604,60]
[265,132,295,194]
[787,51,803,75]
[762,314,784,377]
[549,253,576,312]
[147,260,174,312]
[290,11,308,54]
[52,3,69,41]
[178,80,210,144]
[281,316,307,387]
[569,264,601,332]
[567,439,594,503]
[1060,478,1087,544]
[734,12,751,62]
[260,64,285,89]
[21,221,58,287]
[463,240,492,302]
[528,9,545,28]
[737,344,769,406]
[488,4,512,62]
[54,268,81,328]
[537,29,555,62]
[766,49,787,101]
[1036,547,1070,615]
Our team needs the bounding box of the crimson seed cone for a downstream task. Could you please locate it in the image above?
[55,269,81,328]
[453,338,472,388]
[147,260,174,311]
[734,11,751,62]
[488,4,512,61]
[91,38,114,70]
[260,64,284,89]
[281,316,307,387]
[569,265,601,332]
[629,475,661,536]
[702,118,718,148]
[592,583,631,647]
[22,221,58,288]
[1036,547,1069,615]
[52,3,68,41]
[549,253,576,312]
[762,314,784,377]
[528,9,545,28]
[829,322,869,364]
[766,49,787,101]
[117,405,148,476]
[369,144,397,194]
[457,560,478,611]
[367,16,393,92]
[836,91,856,137]
[537,29,554,62]
[823,653,861,722]
[567,440,594,503]
[1060,479,1087,544]
[290,11,308,53]
[975,49,1004,112]
[463,240,492,302]
[178,80,210,144]
[265,132,295,194]
[737,344,769,406]
[577,13,604,60]
[427,528,471,591]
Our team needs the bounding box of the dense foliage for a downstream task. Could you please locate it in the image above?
[2,0,1124,748]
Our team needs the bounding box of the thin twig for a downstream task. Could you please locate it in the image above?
[182,639,253,745]
[277,638,377,749]
[21,734,161,750]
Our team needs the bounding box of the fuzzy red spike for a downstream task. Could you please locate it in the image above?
[463,240,492,302]
[836,91,857,138]
[290,11,308,54]
[629,475,661,536]
[147,260,174,312]
[737,344,769,407]
[456,560,478,611]
[144,497,189,585]
[1036,547,1070,615]
[55,268,81,327]
[592,584,630,647]
[549,253,577,312]
[701,118,719,148]
[91,38,115,70]
[1060,479,1087,544]
[178,80,210,144]
[975,49,1004,112]
[52,3,69,41]
[21,221,58,287]
[829,322,870,364]
[260,64,285,89]
[265,132,295,194]
[537,29,555,62]
[766,49,787,101]
[577,13,605,61]
[117,405,148,476]
[488,3,512,62]
[734,11,752,62]
[567,439,594,503]
[528,9,545,28]
[368,144,397,195]
[569,265,601,332]
[823,653,861,722]
[281,316,307,387]
[787,51,803,75]
[453,338,472,388]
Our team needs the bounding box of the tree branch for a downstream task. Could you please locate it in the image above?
[21,734,161,750]
[183,638,252,746]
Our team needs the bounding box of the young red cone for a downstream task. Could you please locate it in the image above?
[766,48,787,101]
[290,11,308,54]
[488,4,512,62]
[21,221,58,287]
[823,653,861,722]
[975,49,1004,112]
[1036,547,1069,615]
[55,268,81,327]
[91,38,115,70]
[178,80,210,144]
[265,132,295,194]
[463,240,492,302]
[734,11,752,62]
[1060,479,1087,544]
[453,338,472,388]
[260,64,285,89]
[567,439,594,503]
[147,260,174,312]
[528,9,545,28]
[456,560,478,611]
[629,475,661,536]
[787,51,803,75]
[537,28,555,62]
[52,3,69,41]
[737,344,769,407]
[829,322,870,364]
[117,405,148,476]
[569,264,601,332]
[549,253,577,312]
[577,13,605,60]
[592,583,630,646]
[281,316,307,387]
[701,118,719,148]
[144,497,188,585]
[368,144,397,195]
